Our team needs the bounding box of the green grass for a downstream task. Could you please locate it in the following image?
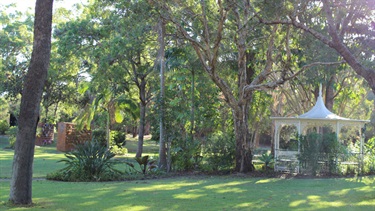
[0,135,158,179]
[1,176,374,210]
[1,135,375,210]
[0,136,66,179]
[125,134,159,157]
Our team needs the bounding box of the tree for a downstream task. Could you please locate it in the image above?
[152,0,332,172]
[9,0,53,205]
[259,0,375,104]
[157,18,168,169]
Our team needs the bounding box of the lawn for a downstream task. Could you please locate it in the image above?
[0,135,374,210]
[1,176,374,210]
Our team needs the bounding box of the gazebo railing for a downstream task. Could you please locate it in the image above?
[274,149,299,173]
[275,150,363,174]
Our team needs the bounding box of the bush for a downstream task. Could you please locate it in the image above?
[110,145,128,155]
[364,137,375,174]
[47,141,122,181]
[298,132,344,175]
[111,130,126,147]
[259,152,274,170]
[203,132,235,171]
[0,120,9,135]
[171,137,202,171]
[125,155,157,175]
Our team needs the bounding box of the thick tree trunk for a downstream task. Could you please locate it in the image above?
[9,0,53,205]
[136,79,147,157]
[233,105,254,173]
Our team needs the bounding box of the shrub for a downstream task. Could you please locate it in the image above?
[259,152,274,170]
[298,132,344,175]
[203,132,235,171]
[110,145,128,155]
[364,137,375,174]
[110,130,126,147]
[171,137,203,171]
[47,141,122,181]
[125,155,157,175]
[0,120,9,135]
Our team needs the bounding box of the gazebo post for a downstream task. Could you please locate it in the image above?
[297,121,301,173]
[359,125,365,174]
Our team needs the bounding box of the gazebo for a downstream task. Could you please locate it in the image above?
[271,85,370,173]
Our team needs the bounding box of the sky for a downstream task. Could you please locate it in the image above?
[1,0,87,13]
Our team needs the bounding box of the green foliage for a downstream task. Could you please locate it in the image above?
[0,120,9,135]
[259,152,274,169]
[171,137,203,171]
[126,155,157,175]
[48,141,122,181]
[92,128,107,146]
[203,132,235,171]
[110,130,126,148]
[298,132,345,175]
[364,137,375,174]
[110,145,128,155]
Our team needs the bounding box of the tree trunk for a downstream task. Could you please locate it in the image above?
[190,69,195,138]
[136,78,147,157]
[9,0,53,205]
[233,104,254,173]
[325,75,336,111]
[157,19,167,170]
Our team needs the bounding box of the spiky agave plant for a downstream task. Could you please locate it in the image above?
[56,141,122,181]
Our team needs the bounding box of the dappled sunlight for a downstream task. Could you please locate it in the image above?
[289,196,346,209]
[356,199,375,206]
[234,201,269,209]
[204,181,249,190]
[255,178,278,184]
[78,201,97,206]
[215,187,246,194]
[129,181,202,192]
[105,205,149,211]
[329,188,350,196]
[289,199,307,207]
[174,193,205,199]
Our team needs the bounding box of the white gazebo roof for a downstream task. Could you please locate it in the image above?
[298,89,348,120]
[271,84,370,124]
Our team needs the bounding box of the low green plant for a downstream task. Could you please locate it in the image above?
[47,141,122,181]
[110,145,128,155]
[203,132,235,171]
[126,155,157,175]
[171,137,203,171]
[111,130,126,147]
[259,152,274,170]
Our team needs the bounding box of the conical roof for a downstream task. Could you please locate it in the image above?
[298,85,349,120]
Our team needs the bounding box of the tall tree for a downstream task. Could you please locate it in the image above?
[259,0,375,104]
[157,18,168,169]
[9,0,53,205]
[152,0,330,172]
